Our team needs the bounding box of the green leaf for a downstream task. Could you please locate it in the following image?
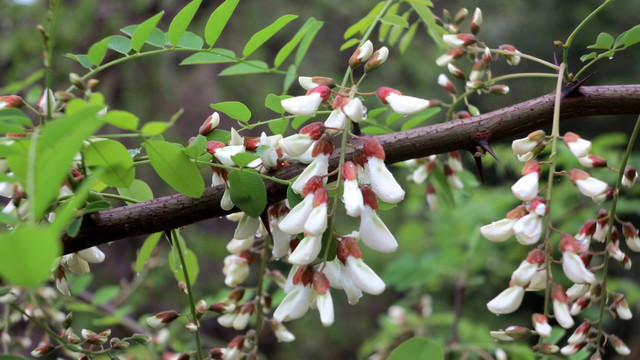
[142,140,205,198]
[265,93,285,113]
[0,108,32,134]
[274,18,316,68]
[615,25,640,48]
[219,60,269,76]
[268,118,288,135]
[227,170,267,217]
[0,225,60,287]
[359,125,390,135]
[141,121,169,135]
[287,182,303,209]
[343,2,385,39]
[579,52,597,62]
[204,0,239,47]
[400,107,440,131]
[467,104,480,116]
[0,356,27,360]
[92,285,120,305]
[180,48,236,65]
[88,37,110,66]
[206,129,231,143]
[123,25,167,48]
[231,152,261,167]
[388,337,443,360]
[378,4,399,42]
[84,139,135,187]
[49,172,102,235]
[399,21,418,54]
[118,179,154,204]
[292,115,311,129]
[183,134,208,159]
[210,101,251,123]
[104,110,138,130]
[243,14,298,57]
[65,54,93,69]
[168,0,201,45]
[130,11,164,52]
[388,12,410,46]
[84,200,112,213]
[295,20,323,66]
[283,64,297,93]
[136,232,162,273]
[108,35,132,54]
[66,217,82,237]
[176,31,204,49]
[410,1,445,49]
[340,38,360,51]
[587,32,614,49]
[169,235,199,283]
[381,14,409,27]
[21,105,104,220]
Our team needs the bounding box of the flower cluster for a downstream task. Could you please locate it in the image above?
[481,129,638,357]
[404,151,465,212]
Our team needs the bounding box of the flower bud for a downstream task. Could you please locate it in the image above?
[552,284,574,328]
[442,33,477,48]
[486,285,525,315]
[447,63,465,79]
[623,165,638,188]
[612,293,632,320]
[0,95,25,109]
[281,86,331,116]
[69,73,84,89]
[609,334,631,355]
[37,88,56,116]
[564,132,591,158]
[489,84,510,95]
[130,333,152,344]
[349,40,374,68]
[437,74,456,94]
[364,47,389,72]
[578,154,607,168]
[436,48,466,66]
[199,112,220,136]
[298,76,336,90]
[569,169,608,198]
[146,310,180,328]
[31,343,55,358]
[538,343,559,354]
[532,313,551,337]
[499,44,521,66]
[470,8,482,34]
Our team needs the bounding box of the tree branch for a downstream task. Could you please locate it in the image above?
[62,84,640,254]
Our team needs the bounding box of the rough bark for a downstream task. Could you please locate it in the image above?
[62,84,640,254]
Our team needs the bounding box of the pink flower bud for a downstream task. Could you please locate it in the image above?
[298,76,336,90]
[612,294,632,320]
[436,48,466,66]
[349,40,374,68]
[447,63,465,79]
[31,343,55,358]
[364,46,389,72]
[532,313,551,337]
[470,8,482,34]
[623,222,640,252]
[426,183,438,211]
[498,44,521,66]
[442,33,477,48]
[578,154,607,168]
[623,165,638,188]
[437,74,456,94]
[281,86,331,116]
[146,310,179,329]
[299,122,326,140]
[609,334,631,355]
[560,342,587,356]
[567,321,591,344]
[563,132,591,158]
[199,112,220,136]
[489,84,510,95]
[37,89,56,115]
[0,95,24,109]
[444,164,464,190]
[376,87,434,115]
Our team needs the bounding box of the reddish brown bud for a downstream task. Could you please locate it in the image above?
[363,137,385,160]
[312,135,333,157]
[312,188,329,207]
[337,237,362,264]
[301,176,325,197]
[342,161,358,181]
[0,95,25,108]
[206,141,225,155]
[360,185,379,210]
[299,122,326,140]
[313,271,330,295]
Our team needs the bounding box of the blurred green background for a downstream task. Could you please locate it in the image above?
[2,0,640,359]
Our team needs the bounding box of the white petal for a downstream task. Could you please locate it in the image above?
[510,172,539,201]
[221,188,234,210]
[316,292,334,327]
[480,218,516,242]
[342,179,364,217]
[67,254,90,274]
[291,155,329,194]
[304,203,327,236]
[226,237,254,253]
[513,214,542,245]
[278,195,314,234]
[562,252,596,284]
[511,260,538,287]
[339,266,363,304]
[324,109,346,133]
[298,76,317,90]
[342,98,365,123]
[566,283,589,301]
[526,269,548,292]
[367,157,405,203]
[281,93,323,116]
[345,256,385,295]
[270,224,292,259]
[273,285,311,322]
[576,177,608,197]
[77,247,105,263]
[279,134,314,158]
[322,259,343,290]
[359,206,398,253]
[553,300,574,329]
[486,286,525,315]
[288,234,322,265]
[233,214,260,239]
[567,139,591,158]
[411,165,428,184]
[385,93,430,115]
[214,145,246,166]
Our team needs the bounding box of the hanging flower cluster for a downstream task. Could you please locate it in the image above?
[480,129,638,357]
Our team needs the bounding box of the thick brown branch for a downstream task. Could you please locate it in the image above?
[62,84,640,254]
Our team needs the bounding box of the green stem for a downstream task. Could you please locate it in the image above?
[562,0,615,73]
[595,114,640,352]
[489,48,560,71]
[489,72,559,83]
[171,229,203,360]
[252,235,269,347]
[43,0,61,123]
[10,303,67,347]
[98,193,140,204]
[541,62,566,319]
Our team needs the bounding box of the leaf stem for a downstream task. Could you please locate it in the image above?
[43,0,62,123]
[171,229,203,360]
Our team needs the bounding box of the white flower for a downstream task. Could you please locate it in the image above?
[291,155,329,194]
[222,255,250,287]
[513,214,542,245]
[383,92,430,115]
[610,334,631,356]
[532,313,551,337]
[511,172,539,201]
[511,259,539,287]
[288,234,322,265]
[486,286,525,314]
[64,247,106,274]
[281,86,331,116]
[314,288,334,327]
[273,284,311,322]
[566,283,589,300]
[481,218,517,242]
[233,213,260,240]
[279,134,315,158]
[343,256,386,295]
[570,169,608,197]
[359,204,398,253]
[343,178,363,217]
[279,195,314,235]
[269,206,292,259]
[341,97,366,123]
[366,157,405,204]
[562,252,596,284]
[213,145,246,166]
[339,267,363,304]
[552,285,574,329]
[226,237,254,253]
[526,268,548,292]
[564,132,591,158]
[271,320,296,342]
[324,109,346,133]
